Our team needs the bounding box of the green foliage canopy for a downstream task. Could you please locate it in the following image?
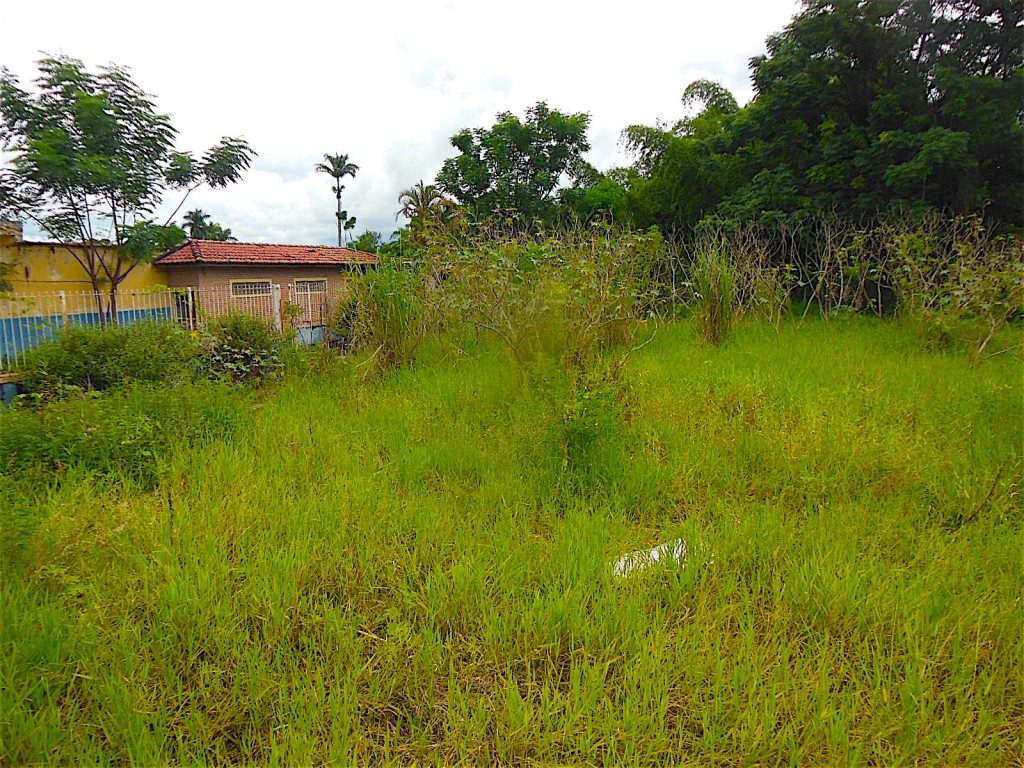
[350,230,385,253]
[565,2,1024,234]
[615,79,742,235]
[719,0,1024,225]
[0,55,254,317]
[436,102,594,225]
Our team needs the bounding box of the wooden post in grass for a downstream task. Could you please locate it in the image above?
[271,283,283,333]
[186,287,196,331]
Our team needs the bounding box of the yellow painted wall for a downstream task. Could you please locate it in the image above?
[0,234,169,295]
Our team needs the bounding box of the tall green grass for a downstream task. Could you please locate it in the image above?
[1,317,1021,765]
[693,243,736,345]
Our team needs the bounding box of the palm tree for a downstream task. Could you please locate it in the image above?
[182,209,235,240]
[396,180,449,221]
[315,153,359,246]
[182,209,211,238]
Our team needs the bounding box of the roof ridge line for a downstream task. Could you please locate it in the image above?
[188,238,364,252]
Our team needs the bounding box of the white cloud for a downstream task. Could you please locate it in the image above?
[2,0,801,245]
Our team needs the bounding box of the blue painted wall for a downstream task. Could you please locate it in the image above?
[0,307,174,360]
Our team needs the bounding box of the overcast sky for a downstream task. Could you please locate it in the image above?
[2,0,801,245]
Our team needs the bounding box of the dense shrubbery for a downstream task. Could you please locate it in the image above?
[18,313,291,398]
[3,318,280,494]
[198,312,287,383]
[680,214,1024,357]
[346,214,1021,372]
[434,224,664,482]
[333,223,666,480]
[19,321,198,399]
[437,224,664,367]
[0,382,243,484]
[337,223,666,374]
[335,217,1019,485]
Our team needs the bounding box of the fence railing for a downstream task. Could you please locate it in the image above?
[0,283,345,371]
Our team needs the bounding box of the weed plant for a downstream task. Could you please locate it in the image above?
[197,312,289,384]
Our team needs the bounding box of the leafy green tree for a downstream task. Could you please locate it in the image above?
[314,153,359,246]
[436,102,594,225]
[598,4,1022,234]
[0,55,254,321]
[375,227,423,262]
[350,230,384,253]
[182,208,235,240]
[618,80,742,234]
[560,172,634,224]
[718,0,1024,226]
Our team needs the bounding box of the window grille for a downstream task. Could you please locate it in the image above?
[231,280,272,297]
[294,279,327,294]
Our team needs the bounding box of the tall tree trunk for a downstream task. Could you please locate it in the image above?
[87,268,109,328]
[107,285,119,326]
[336,187,343,247]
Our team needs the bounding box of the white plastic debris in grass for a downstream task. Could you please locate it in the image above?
[612,538,687,578]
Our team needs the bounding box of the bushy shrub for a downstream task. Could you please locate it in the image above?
[713,227,795,329]
[20,321,199,398]
[198,313,286,383]
[0,382,243,485]
[331,291,358,352]
[433,224,662,488]
[878,215,1024,357]
[444,238,560,367]
[559,225,664,367]
[206,312,281,350]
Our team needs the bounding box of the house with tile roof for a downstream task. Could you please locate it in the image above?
[2,227,377,298]
[0,232,378,357]
[157,239,376,292]
[155,239,378,341]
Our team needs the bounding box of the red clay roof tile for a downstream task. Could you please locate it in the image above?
[157,240,378,266]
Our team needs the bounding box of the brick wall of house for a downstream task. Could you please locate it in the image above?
[160,264,355,292]
[162,264,359,328]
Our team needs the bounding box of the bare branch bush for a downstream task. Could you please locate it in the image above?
[440,220,664,372]
[712,223,795,330]
[943,222,1023,359]
[869,213,1023,358]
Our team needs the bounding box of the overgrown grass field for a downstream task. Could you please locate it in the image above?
[2,317,1021,765]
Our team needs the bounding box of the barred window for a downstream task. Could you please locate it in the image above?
[231,280,272,297]
[294,279,327,294]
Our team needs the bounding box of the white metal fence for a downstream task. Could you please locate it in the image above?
[0,283,345,370]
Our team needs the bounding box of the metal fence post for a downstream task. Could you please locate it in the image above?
[59,290,67,329]
[271,283,282,332]
[186,287,195,331]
